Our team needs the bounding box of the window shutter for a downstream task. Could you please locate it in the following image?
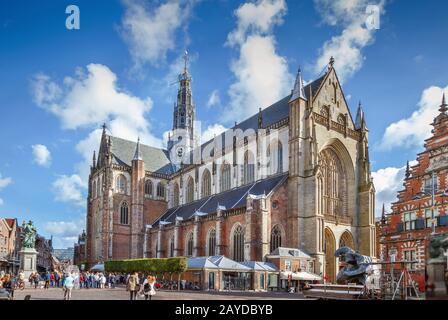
[415,219,425,230]
[396,222,404,233]
[438,215,448,226]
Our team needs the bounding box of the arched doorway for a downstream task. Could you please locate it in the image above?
[324,228,336,283]
[339,231,354,249]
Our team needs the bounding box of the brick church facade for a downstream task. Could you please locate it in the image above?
[85,56,376,282]
[378,95,448,291]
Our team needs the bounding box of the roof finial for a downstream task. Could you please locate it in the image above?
[381,203,387,224]
[329,56,335,69]
[92,150,96,168]
[258,107,263,128]
[405,160,410,179]
[133,137,143,161]
[439,92,447,113]
[289,66,307,102]
[355,101,365,130]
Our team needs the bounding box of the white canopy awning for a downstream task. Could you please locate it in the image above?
[280,271,322,281]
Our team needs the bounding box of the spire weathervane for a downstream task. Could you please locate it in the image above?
[183,50,189,73]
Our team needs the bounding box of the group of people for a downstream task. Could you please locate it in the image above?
[126,272,157,301]
[0,270,75,300]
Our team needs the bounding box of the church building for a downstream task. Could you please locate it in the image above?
[85,55,376,282]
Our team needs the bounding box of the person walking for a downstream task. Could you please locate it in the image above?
[141,275,156,301]
[33,272,39,289]
[63,273,75,300]
[127,272,139,300]
[44,271,50,289]
[55,271,60,288]
[2,274,14,300]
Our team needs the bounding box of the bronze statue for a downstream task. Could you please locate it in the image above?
[428,233,448,264]
[335,246,372,285]
[21,220,37,249]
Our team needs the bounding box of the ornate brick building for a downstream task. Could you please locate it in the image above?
[85,56,376,282]
[378,95,448,291]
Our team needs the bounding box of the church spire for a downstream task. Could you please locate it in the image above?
[133,137,142,161]
[355,101,366,130]
[168,50,196,159]
[290,67,307,102]
[439,93,447,113]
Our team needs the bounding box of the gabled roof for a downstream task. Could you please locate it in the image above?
[153,173,288,226]
[188,256,251,271]
[4,218,16,229]
[267,247,312,259]
[240,261,278,271]
[108,136,174,174]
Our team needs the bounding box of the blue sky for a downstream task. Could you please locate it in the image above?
[0,0,447,248]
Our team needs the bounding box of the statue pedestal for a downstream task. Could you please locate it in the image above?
[19,248,38,280]
[426,262,447,299]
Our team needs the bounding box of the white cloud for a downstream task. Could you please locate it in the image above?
[31,64,163,205]
[313,0,385,83]
[201,124,228,143]
[120,0,195,69]
[45,220,85,249]
[225,0,292,123]
[0,173,12,206]
[0,174,12,190]
[32,144,51,167]
[372,161,418,217]
[207,90,221,108]
[379,86,448,150]
[52,175,85,207]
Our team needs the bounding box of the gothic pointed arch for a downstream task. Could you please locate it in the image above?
[145,179,153,198]
[267,140,283,175]
[270,224,284,253]
[119,201,129,225]
[185,231,194,257]
[220,162,231,192]
[116,174,127,194]
[186,176,195,203]
[156,181,166,200]
[318,139,355,218]
[201,169,211,198]
[324,227,336,283]
[243,150,255,185]
[206,228,216,256]
[339,230,354,249]
[231,224,245,262]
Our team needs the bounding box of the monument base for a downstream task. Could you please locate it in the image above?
[19,248,38,280]
[426,262,448,299]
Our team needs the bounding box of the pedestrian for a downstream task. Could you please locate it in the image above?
[127,272,139,300]
[141,275,156,301]
[44,271,50,289]
[50,272,55,287]
[63,273,75,300]
[33,272,39,289]
[2,274,14,300]
[55,271,60,288]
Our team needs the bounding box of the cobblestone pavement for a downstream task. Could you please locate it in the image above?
[12,286,305,300]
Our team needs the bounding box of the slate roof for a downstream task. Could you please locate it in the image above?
[240,261,278,272]
[108,136,175,174]
[267,247,312,259]
[188,256,252,271]
[153,173,288,227]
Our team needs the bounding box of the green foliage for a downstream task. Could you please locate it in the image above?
[105,257,188,274]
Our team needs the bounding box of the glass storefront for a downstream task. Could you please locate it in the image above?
[222,272,252,291]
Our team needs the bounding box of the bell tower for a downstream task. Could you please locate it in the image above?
[168,51,196,166]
